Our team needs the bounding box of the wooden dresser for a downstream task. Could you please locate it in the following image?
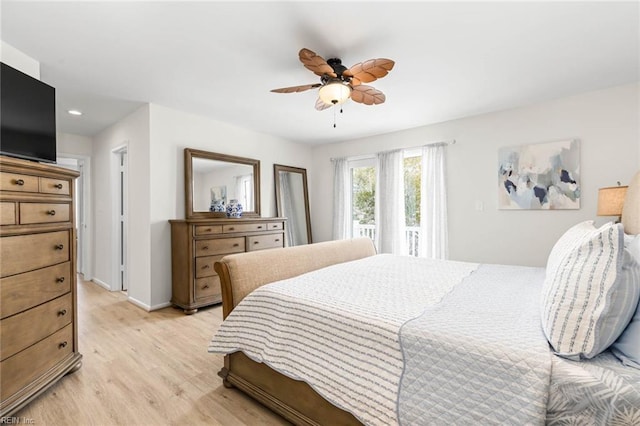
[170,217,286,314]
[0,156,82,417]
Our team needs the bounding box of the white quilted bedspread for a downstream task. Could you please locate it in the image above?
[398,264,552,425]
[208,254,478,425]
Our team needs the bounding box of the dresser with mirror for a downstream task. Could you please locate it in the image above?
[169,148,286,314]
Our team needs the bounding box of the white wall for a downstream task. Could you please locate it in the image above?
[57,132,93,157]
[148,104,313,307]
[92,105,151,307]
[311,83,640,267]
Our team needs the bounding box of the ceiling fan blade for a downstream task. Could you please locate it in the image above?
[344,58,395,86]
[350,85,386,105]
[315,98,332,111]
[271,83,321,93]
[299,48,337,78]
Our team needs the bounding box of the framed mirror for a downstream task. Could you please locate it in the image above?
[185,148,260,219]
[274,164,312,246]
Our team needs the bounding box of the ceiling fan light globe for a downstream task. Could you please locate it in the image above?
[319,82,351,105]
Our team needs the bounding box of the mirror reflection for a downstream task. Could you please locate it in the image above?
[274,164,312,246]
[185,148,260,219]
[192,158,254,212]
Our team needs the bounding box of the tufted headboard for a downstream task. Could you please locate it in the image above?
[622,170,640,235]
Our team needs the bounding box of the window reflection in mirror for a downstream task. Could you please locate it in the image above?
[192,158,254,212]
[274,164,312,246]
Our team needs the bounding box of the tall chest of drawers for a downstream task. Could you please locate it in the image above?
[0,156,83,417]
[170,217,286,314]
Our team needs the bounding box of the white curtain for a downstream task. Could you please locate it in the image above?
[332,157,351,240]
[375,150,406,255]
[420,143,448,259]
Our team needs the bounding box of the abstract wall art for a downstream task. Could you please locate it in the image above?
[498,139,580,210]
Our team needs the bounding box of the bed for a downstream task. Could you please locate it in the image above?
[209,175,640,425]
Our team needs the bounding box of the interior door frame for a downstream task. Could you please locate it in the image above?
[57,153,92,279]
[111,144,128,292]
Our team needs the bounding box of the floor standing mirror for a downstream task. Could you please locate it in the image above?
[274,164,312,246]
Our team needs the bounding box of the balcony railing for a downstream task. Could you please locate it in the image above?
[353,223,421,257]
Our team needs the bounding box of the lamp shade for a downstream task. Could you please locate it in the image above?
[318,81,351,105]
[597,186,628,216]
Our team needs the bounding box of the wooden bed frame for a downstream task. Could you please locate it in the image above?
[212,171,640,426]
[214,237,376,426]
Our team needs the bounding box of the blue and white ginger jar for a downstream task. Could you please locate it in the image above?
[210,200,225,213]
[226,199,243,218]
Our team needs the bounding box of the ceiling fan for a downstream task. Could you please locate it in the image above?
[271,48,395,111]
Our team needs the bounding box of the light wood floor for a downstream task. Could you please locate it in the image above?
[15,277,290,425]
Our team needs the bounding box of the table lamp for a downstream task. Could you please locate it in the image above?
[597,183,628,223]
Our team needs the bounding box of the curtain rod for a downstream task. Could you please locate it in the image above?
[425,139,456,147]
[405,139,457,150]
[330,139,456,162]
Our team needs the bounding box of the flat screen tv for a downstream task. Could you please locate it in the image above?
[1,62,57,163]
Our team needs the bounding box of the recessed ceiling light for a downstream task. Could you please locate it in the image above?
[67,109,82,116]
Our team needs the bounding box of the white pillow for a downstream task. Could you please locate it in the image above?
[624,234,640,263]
[612,299,640,369]
[611,234,640,368]
[541,222,640,360]
[545,221,597,280]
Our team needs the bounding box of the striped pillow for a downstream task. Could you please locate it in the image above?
[545,221,597,279]
[541,222,640,360]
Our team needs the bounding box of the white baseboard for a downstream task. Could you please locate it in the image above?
[150,301,173,311]
[91,278,172,312]
[127,296,172,312]
[91,277,111,291]
[127,296,150,311]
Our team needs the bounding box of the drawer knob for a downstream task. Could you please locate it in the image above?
[58,309,67,316]
[233,243,239,247]
[275,239,280,242]
[14,179,25,186]
[202,284,210,289]
[47,209,57,216]
[54,183,63,189]
[56,276,66,283]
[254,241,259,245]
[205,228,211,232]
[202,265,210,269]
[55,244,64,250]
[202,246,209,250]
[228,227,235,231]
[257,226,263,229]
[59,341,68,349]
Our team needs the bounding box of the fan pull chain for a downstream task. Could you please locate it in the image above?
[333,105,337,128]
[331,101,344,128]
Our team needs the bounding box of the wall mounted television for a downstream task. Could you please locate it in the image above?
[1,62,57,163]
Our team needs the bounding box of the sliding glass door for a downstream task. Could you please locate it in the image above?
[350,158,376,241]
[348,151,425,256]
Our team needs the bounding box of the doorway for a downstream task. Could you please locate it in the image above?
[57,155,91,278]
